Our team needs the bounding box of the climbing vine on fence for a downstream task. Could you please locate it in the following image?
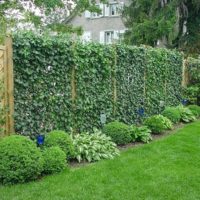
[74,43,115,132]
[184,57,200,105]
[187,57,200,84]
[13,32,74,136]
[145,48,182,116]
[13,32,183,136]
[115,45,146,124]
[164,51,183,106]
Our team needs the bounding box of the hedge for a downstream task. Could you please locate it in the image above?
[187,57,200,84]
[74,43,115,132]
[115,45,182,124]
[184,57,200,105]
[13,32,183,136]
[13,33,74,135]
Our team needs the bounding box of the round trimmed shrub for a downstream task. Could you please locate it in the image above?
[188,105,200,117]
[144,115,173,134]
[42,147,67,174]
[102,121,132,145]
[0,135,43,185]
[44,130,74,159]
[162,107,181,124]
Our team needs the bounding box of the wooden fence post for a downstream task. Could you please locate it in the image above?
[5,37,14,135]
[164,63,168,103]
[71,42,77,134]
[0,45,6,137]
[112,45,117,117]
[143,68,146,103]
[182,59,189,87]
[0,37,14,137]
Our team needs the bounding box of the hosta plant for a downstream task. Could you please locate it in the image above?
[73,129,120,163]
[144,115,173,134]
[130,125,152,143]
[177,105,196,123]
[187,105,200,118]
[162,107,181,124]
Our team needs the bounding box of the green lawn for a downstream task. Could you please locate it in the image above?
[1,121,200,200]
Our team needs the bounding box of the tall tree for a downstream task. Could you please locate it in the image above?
[0,0,103,43]
[123,0,200,56]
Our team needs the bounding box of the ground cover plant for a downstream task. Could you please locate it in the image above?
[73,129,119,162]
[188,105,200,117]
[0,104,197,186]
[0,121,200,200]
[162,107,181,124]
[130,125,152,143]
[177,105,196,123]
[144,114,173,134]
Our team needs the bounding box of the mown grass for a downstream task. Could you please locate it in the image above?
[1,121,200,200]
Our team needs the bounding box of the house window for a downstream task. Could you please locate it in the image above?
[85,3,124,18]
[100,30,126,44]
[118,30,126,42]
[91,4,103,18]
[91,5,100,18]
[81,31,91,42]
[105,31,114,44]
[110,4,119,16]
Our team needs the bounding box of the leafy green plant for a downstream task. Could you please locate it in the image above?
[73,129,119,163]
[0,135,43,185]
[144,115,173,134]
[177,105,196,123]
[103,121,132,145]
[183,85,200,105]
[162,107,181,124]
[188,105,200,117]
[44,130,74,159]
[130,125,152,143]
[13,32,182,136]
[42,146,67,174]
[188,57,200,84]
[185,58,200,105]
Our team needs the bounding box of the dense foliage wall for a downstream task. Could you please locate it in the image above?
[187,58,200,84]
[115,46,146,124]
[145,49,182,114]
[184,57,200,105]
[115,46,183,125]
[74,43,115,132]
[13,33,74,135]
[13,33,183,136]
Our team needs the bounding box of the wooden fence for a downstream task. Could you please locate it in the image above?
[0,37,14,137]
[0,37,195,136]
